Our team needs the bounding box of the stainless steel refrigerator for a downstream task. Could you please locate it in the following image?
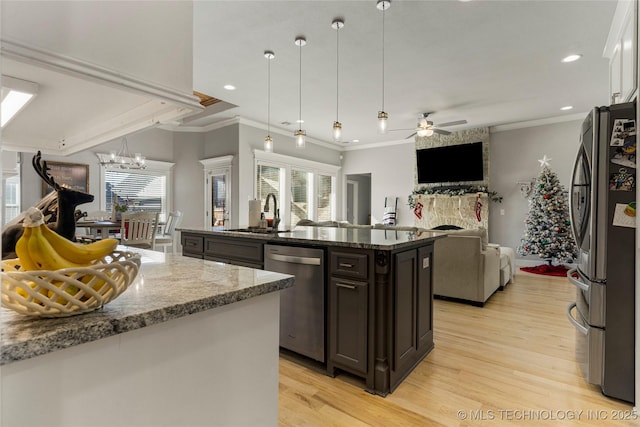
[567,101,635,403]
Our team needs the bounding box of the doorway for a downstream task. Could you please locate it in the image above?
[345,173,371,225]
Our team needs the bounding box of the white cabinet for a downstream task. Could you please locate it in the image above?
[605,0,638,104]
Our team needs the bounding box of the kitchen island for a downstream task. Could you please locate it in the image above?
[1,249,294,427]
[179,226,444,396]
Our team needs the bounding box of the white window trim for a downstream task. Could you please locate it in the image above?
[97,153,175,214]
[254,149,340,225]
[254,150,341,175]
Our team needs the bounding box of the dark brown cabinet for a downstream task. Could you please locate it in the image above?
[390,246,434,389]
[203,236,265,269]
[328,277,368,374]
[181,233,204,259]
[328,249,372,377]
[180,229,437,396]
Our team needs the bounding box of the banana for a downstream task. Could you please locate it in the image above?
[40,225,118,264]
[27,224,89,271]
[15,227,39,271]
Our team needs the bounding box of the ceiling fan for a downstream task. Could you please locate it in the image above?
[393,113,468,139]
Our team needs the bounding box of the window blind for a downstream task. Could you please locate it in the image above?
[105,170,166,214]
[317,174,334,222]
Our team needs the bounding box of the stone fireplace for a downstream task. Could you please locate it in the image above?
[413,127,491,231]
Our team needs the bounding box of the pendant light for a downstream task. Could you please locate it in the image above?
[294,36,306,149]
[377,0,390,134]
[332,19,344,142]
[264,50,275,152]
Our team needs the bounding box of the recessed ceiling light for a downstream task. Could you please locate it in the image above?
[296,119,304,124]
[352,139,360,143]
[562,54,582,63]
[223,84,236,90]
[561,106,573,111]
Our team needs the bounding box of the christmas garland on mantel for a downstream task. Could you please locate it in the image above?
[408,186,503,209]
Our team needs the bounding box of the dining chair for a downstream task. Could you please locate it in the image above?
[119,212,159,250]
[155,210,183,253]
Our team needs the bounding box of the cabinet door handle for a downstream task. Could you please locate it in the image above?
[336,282,357,290]
[339,263,354,268]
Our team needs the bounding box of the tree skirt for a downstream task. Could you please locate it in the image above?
[520,264,569,277]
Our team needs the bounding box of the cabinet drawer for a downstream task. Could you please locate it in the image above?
[205,237,264,264]
[182,234,204,256]
[330,251,368,279]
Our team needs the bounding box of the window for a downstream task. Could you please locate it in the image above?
[4,175,20,225]
[255,151,340,227]
[317,174,335,222]
[99,156,174,222]
[290,169,311,226]
[105,170,166,215]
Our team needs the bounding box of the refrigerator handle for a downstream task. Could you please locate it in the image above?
[566,302,588,335]
[567,268,589,292]
[568,148,582,245]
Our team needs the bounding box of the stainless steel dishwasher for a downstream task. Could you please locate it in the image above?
[264,244,325,362]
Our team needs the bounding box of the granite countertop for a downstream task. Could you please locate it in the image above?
[1,248,294,365]
[178,226,444,250]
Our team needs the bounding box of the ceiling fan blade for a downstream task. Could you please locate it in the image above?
[435,119,467,128]
[405,132,417,139]
[433,128,451,135]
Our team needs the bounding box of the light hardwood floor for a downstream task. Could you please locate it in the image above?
[279,272,637,426]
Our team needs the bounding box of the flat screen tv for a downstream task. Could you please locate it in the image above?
[416,141,484,184]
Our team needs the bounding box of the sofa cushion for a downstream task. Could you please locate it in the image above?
[446,227,488,249]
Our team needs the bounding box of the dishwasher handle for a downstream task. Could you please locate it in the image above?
[266,252,322,266]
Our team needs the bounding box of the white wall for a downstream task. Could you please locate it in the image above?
[342,142,415,226]
[173,132,205,229]
[489,119,583,261]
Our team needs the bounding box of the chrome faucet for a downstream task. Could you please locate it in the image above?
[264,193,280,229]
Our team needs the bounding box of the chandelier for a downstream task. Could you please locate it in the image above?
[100,137,146,169]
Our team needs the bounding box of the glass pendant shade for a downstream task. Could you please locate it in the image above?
[295,130,306,148]
[425,128,434,137]
[332,121,342,142]
[264,135,273,152]
[417,128,428,137]
[377,111,388,134]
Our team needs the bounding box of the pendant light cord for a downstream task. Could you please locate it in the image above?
[299,41,303,131]
[267,56,271,136]
[336,24,340,122]
[381,4,385,112]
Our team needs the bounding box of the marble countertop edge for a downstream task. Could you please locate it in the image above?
[1,274,293,365]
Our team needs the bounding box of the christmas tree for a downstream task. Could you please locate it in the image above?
[517,156,577,264]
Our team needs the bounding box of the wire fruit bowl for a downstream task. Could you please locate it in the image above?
[1,250,141,318]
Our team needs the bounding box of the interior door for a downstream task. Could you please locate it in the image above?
[206,169,230,228]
